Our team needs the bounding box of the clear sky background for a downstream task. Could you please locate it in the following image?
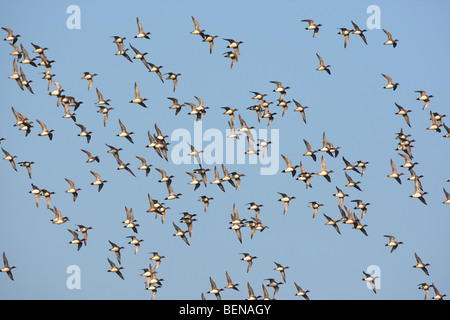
[1,0,449,300]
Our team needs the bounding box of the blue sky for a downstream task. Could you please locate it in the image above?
[1,0,449,300]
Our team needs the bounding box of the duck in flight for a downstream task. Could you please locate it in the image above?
[301,19,321,38]
[293,99,309,123]
[18,160,34,179]
[207,277,224,300]
[383,29,398,48]
[190,16,205,35]
[337,27,353,48]
[107,258,124,280]
[201,33,219,54]
[384,235,404,253]
[413,253,430,276]
[294,282,310,300]
[362,271,378,293]
[36,119,54,141]
[19,67,34,94]
[278,192,296,215]
[1,252,16,281]
[115,41,133,63]
[167,97,185,116]
[129,43,150,69]
[136,156,151,177]
[113,153,136,177]
[198,195,213,213]
[351,21,367,44]
[90,171,107,192]
[225,271,239,291]
[415,91,433,110]
[117,119,134,144]
[387,158,403,184]
[382,73,399,91]
[324,213,342,235]
[65,178,81,202]
[410,178,428,205]
[172,222,190,246]
[135,17,151,39]
[394,102,412,127]
[270,80,290,100]
[148,62,164,83]
[316,155,333,182]
[68,229,83,251]
[240,253,257,273]
[19,44,37,67]
[81,72,97,90]
[2,27,20,44]
[210,166,225,192]
[316,53,331,75]
[75,123,92,144]
[165,72,181,92]
[129,82,148,108]
[281,154,299,177]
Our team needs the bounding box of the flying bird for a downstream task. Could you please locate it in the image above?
[67,229,83,251]
[316,53,331,75]
[387,159,403,184]
[75,123,92,144]
[225,271,239,291]
[190,16,204,35]
[201,33,219,54]
[107,258,124,280]
[148,62,165,83]
[36,119,54,140]
[210,166,225,192]
[207,277,224,300]
[136,156,152,177]
[108,240,125,264]
[362,271,378,293]
[316,155,333,182]
[81,72,97,90]
[135,17,151,39]
[90,171,107,192]
[2,27,20,44]
[1,252,16,281]
[323,214,341,235]
[2,148,17,171]
[18,160,34,179]
[337,27,353,48]
[410,178,428,205]
[165,72,181,92]
[383,29,398,48]
[294,282,310,300]
[351,21,367,44]
[278,192,296,215]
[382,73,399,91]
[129,82,148,108]
[415,91,433,110]
[117,119,134,144]
[274,262,289,283]
[65,178,81,202]
[384,235,404,253]
[394,102,412,127]
[240,253,257,273]
[413,253,430,276]
[172,222,190,246]
[19,67,34,93]
[301,19,321,38]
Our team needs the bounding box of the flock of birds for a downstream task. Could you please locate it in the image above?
[0,12,449,301]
